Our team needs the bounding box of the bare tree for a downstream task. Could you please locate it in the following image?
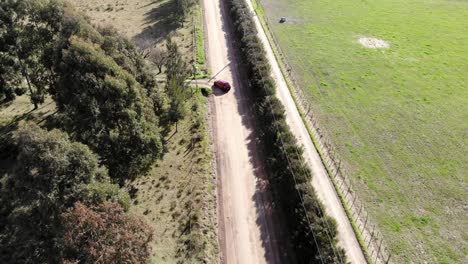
[134,38,155,58]
[149,46,168,75]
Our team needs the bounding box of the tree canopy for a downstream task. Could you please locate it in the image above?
[0,122,128,263]
[1,0,165,183]
[0,1,190,262]
[55,36,162,182]
[0,0,63,106]
[62,202,153,264]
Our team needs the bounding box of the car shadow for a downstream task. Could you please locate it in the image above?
[211,85,229,96]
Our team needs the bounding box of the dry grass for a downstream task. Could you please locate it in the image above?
[0,95,55,126]
[0,95,56,174]
[127,92,218,263]
[74,0,202,66]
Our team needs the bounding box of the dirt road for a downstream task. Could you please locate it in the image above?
[202,0,286,263]
[243,0,367,263]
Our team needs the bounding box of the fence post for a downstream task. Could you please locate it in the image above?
[344,183,350,199]
[350,193,357,207]
[368,225,375,247]
[375,235,383,263]
[385,253,391,264]
[364,212,368,230]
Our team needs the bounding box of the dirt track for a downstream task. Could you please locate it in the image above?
[203,0,285,263]
[204,0,366,262]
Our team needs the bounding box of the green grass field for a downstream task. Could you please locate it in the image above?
[257,0,468,262]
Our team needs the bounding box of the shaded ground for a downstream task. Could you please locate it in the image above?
[75,0,201,66]
[0,95,56,176]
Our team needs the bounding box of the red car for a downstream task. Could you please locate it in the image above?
[214,80,231,92]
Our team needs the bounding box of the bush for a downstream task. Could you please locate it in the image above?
[62,202,153,263]
[0,86,16,102]
[200,87,212,96]
[227,0,347,262]
[14,87,27,96]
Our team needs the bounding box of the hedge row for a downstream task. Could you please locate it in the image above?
[227,0,347,262]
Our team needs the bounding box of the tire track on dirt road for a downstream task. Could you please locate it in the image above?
[202,0,289,263]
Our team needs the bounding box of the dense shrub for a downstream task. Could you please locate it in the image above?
[62,202,153,263]
[227,0,347,262]
[55,36,163,182]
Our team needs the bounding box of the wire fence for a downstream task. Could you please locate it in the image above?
[251,1,392,263]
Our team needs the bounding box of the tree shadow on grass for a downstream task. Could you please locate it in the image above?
[0,100,57,173]
[0,99,15,110]
[132,0,181,47]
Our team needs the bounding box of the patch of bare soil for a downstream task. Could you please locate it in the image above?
[359,37,390,49]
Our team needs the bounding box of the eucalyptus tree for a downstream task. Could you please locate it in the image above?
[55,37,162,182]
[0,122,128,263]
[0,0,62,107]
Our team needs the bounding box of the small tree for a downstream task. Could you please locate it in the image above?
[149,45,168,75]
[62,202,153,264]
[174,0,195,25]
[165,38,189,131]
[167,78,188,132]
[133,37,155,58]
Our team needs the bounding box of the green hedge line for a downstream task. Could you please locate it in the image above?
[227,0,347,262]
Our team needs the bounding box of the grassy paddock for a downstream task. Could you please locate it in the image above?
[257,0,468,262]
